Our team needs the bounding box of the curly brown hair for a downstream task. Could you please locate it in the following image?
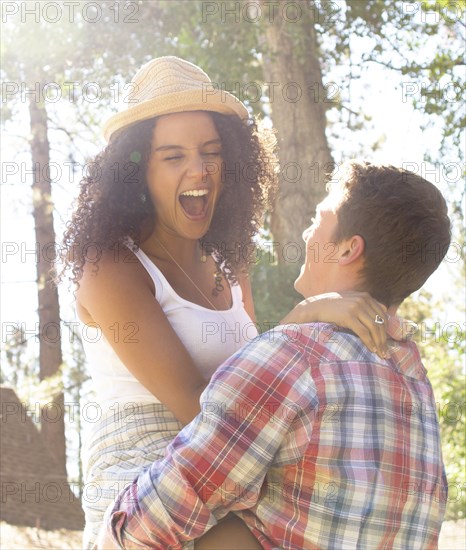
[58,112,277,287]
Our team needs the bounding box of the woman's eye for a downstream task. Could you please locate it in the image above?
[165,155,183,161]
[203,151,222,157]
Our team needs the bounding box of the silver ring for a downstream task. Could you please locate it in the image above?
[374,315,385,325]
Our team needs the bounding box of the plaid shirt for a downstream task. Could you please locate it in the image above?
[99,320,447,549]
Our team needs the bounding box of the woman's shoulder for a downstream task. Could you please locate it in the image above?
[80,245,140,280]
[76,245,155,308]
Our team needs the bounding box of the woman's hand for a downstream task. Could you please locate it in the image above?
[280,291,389,359]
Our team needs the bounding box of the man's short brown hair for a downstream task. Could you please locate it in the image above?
[329,161,451,307]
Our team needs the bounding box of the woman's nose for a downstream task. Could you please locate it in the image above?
[186,153,205,178]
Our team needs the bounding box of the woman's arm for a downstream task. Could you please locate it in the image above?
[280,291,389,358]
[76,250,207,425]
[195,514,261,549]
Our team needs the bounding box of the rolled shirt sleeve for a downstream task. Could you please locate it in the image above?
[98,332,312,549]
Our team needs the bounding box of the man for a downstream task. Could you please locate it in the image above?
[98,161,450,549]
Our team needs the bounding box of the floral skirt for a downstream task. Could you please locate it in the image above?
[81,401,183,549]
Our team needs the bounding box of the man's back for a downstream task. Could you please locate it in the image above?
[232,323,447,548]
[104,322,447,549]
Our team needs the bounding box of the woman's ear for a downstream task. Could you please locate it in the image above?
[339,235,365,265]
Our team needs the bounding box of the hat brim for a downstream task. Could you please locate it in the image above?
[103,88,249,142]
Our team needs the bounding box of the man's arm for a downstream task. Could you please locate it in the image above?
[99,331,314,549]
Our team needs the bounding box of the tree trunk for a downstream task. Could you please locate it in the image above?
[259,0,333,265]
[29,96,67,480]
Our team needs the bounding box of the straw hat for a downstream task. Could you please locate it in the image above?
[103,56,249,141]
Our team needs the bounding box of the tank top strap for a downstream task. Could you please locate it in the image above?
[123,237,164,300]
[229,278,243,308]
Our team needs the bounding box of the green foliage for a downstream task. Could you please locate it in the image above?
[399,291,465,520]
[250,249,302,330]
[346,0,465,167]
[139,0,267,117]
[426,344,466,520]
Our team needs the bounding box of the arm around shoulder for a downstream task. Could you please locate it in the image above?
[101,334,311,548]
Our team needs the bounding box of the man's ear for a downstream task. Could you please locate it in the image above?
[339,235,365,265]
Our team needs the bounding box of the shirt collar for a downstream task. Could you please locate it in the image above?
[386,316,426,379]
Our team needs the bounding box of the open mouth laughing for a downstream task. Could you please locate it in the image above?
[178,188,210,219]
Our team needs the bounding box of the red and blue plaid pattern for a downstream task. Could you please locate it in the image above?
[99,321,447,549]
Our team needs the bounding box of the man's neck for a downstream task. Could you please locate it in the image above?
[387,304,399,317]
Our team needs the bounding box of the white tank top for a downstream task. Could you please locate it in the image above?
[79,243,259,412]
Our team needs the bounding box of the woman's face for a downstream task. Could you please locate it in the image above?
[146,111,223,241]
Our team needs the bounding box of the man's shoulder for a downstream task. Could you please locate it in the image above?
[272,322,360,351]
[218,322,380,384]
[254,322,335,353]
[264,322,386,365]
[273,322,427,381]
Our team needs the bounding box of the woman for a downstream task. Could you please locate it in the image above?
[60,57,388,549]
